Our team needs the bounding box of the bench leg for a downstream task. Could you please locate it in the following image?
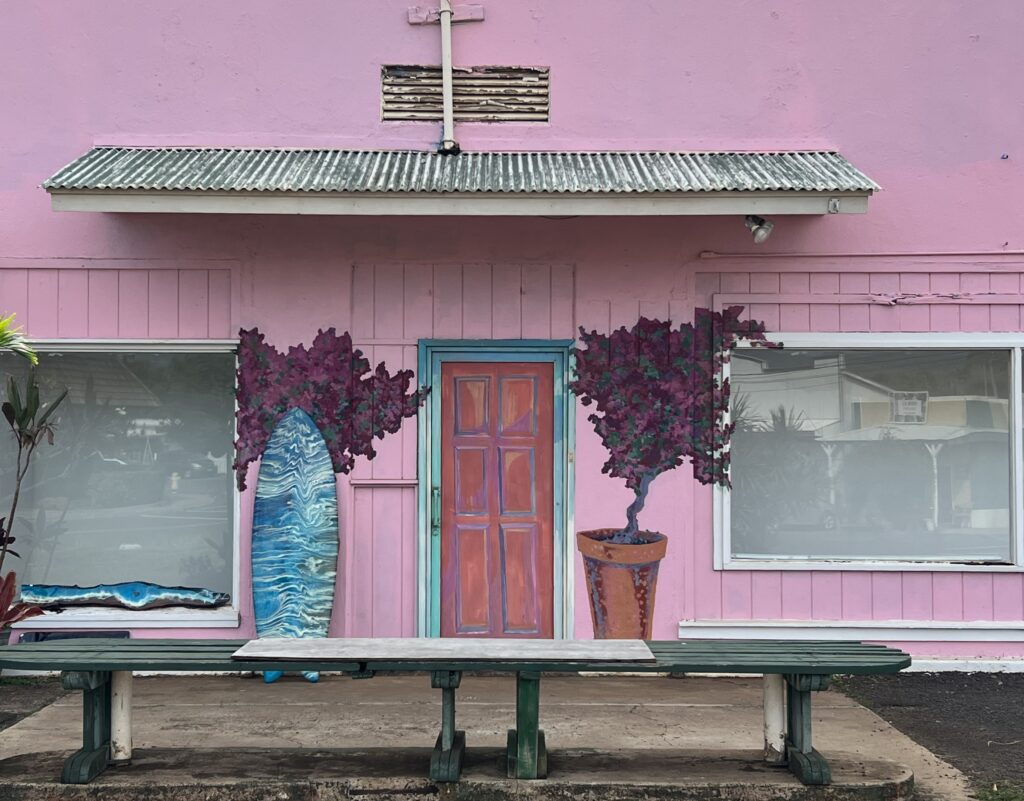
[763,674,787,765]
[61,671,112,784]
[110,670,133,765]
[784,674,832,786]
[429,670,465,782]
[507,671,547,779]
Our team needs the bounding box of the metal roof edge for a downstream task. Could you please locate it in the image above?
[42,147,881,196]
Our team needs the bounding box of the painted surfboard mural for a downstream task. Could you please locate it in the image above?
[251,408,339,683]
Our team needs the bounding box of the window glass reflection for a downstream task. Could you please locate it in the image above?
[0,351,236,594]
[729,349,1012,562]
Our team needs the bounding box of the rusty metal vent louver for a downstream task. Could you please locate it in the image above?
[382,65,549,122]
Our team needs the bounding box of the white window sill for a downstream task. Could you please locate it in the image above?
[679,618,1024,642]
[720,558,1022,572]
[12,607,240,630]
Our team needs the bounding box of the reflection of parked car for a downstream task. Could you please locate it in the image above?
[157,450,217,478]
[768,502,838,533]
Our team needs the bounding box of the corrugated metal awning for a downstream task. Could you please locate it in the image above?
[43,147,879,216]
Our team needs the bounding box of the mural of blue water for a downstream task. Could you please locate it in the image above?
[22,582,230,610]
[251,408,339,684]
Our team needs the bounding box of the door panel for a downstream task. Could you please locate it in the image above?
[440,362,554,638]
[454,525,490,633]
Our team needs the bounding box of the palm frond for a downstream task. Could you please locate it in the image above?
[0,314,37,365]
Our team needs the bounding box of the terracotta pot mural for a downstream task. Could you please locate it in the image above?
[570,309,779,639]
[577,529,667,639]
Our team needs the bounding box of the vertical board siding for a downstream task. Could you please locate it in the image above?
[871,574,904,620]
[27,270,59,337]
[962,574,995,621]
[57,271,88,337]
[810,573,843,620]
[462,265,493,338]
[117,271,150,337]
[178,271,210,338]
[840,573,872,619]
[0,267,232,340]
[993,574,1024,620]
[87,272,119,337]
[350,486,375,635]
[550,264,575,338]
[208,270,233,337]
[491,264,522,338]
[432,264,463,338]
[720,572,753,619]
[369,344,405,480]
[707,268,1024,625]
[751,572,783,619]
[147,271,179,337]
[403,265,434,340]
[521,264,553,339]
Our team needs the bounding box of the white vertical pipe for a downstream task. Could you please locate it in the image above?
[762,674,786,765]
[110,670,133,765]
[439,0,457,151]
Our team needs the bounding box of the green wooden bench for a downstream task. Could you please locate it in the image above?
[0,638,910,787]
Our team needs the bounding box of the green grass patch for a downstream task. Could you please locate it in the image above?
[976,784,1024,801]
[0,677,59,687]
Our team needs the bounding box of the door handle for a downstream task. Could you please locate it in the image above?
[431,486,441,538]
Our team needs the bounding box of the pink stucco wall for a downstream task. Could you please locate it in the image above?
[2,2,1023,658]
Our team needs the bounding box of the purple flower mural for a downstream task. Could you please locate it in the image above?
[571,307,779,545]
[234,328,428,490]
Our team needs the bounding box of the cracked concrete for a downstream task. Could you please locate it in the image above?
[0,674,973,800]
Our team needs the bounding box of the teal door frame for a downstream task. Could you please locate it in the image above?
[417,339,576,639]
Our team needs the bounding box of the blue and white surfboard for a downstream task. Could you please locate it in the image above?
[251,408,339,683]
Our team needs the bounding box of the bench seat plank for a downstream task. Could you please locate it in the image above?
[233,637,657,663]
[0,638,911,675]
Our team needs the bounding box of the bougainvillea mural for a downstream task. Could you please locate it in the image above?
[234,328,428,490]
[570,307,779,545]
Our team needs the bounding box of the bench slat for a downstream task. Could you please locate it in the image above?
[0,638,911,675]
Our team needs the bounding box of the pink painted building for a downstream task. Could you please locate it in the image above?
[2,1,1023,666]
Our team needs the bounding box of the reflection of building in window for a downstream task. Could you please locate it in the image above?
[729,349,1012,563]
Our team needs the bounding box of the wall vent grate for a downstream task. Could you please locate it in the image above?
[382,65,549,122]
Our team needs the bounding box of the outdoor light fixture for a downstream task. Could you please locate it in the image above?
[744,215,774,244]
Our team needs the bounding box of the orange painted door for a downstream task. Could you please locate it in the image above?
[440,362,554,638]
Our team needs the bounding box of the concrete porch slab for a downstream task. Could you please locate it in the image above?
[0,675,970,800]
[1,747,912,801]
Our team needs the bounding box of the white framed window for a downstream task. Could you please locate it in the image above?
[1,340,241,625]
[717,333,1024,571]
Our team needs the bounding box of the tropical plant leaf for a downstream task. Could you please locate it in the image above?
[0,313,38,365]
[1,601,43,627]
[35,387,68,428]
[7,376,23,426]
[0,571,15,612]
[25,378,39,422]
[0,572,41,626]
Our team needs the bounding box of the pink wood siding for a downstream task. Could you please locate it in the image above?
[691,266,1024,629]
[0,265,234,339]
